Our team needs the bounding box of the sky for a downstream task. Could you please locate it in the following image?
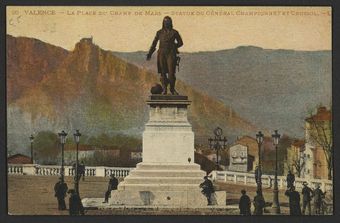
[7,6,331,52]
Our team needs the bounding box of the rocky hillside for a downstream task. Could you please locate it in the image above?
[7,35,257,155]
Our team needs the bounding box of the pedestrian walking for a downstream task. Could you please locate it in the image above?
[199,176,215,205]
[301,181,313,215]
[68,189,84,216]
[239,189,251,216]
[253,190,265,215]
[285,186,302,215]
[286,170,295,190]
[313,185,325,215]
[80,161,86,181]
[103,174,119,203]
[54,177,68,210]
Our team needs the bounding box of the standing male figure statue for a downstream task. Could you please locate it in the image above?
[146,16,183,95]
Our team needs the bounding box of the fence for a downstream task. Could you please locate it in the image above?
[211,170,333,193]
[8,164,333,193]
[8,164,133,178]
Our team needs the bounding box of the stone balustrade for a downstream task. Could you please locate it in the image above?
[7,164,332,193]
[8,164,133,178]
[211,170,333,193]
[7,165,23,175]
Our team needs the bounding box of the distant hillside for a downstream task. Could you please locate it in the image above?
[6,35,257,155]
[113,47,331,138]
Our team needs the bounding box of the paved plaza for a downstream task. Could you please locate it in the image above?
[8,175,293,215]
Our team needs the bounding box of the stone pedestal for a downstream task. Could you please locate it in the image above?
[110,95,224,207]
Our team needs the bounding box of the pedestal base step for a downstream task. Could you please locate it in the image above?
[135,163,203,171]
[123,176,204,185]
[109,190,226,207]
[129,169,205,178]
[118,183,202,191]
[82,197,239,215]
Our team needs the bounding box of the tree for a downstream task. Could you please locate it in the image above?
[305,106,332,180]
[292,155,305,178]
[33,131,59,164]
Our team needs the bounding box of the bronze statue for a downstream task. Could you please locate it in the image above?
[146,16,183,95]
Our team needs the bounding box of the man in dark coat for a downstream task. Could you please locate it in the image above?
[253,190,265,215]
[239,189,251,216]
[286,170,295,189]
[54,177,68,210]
[79,161,86,181]
[199,176,215,205]
[301,181,313,215]
[68,189,84,216]
[147,16,183,95]
[285,186,302,215]
[103,174,119,203]
[313,185,325,215]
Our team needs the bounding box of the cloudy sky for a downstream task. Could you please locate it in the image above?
[7,6,331,52]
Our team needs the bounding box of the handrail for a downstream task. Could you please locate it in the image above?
[211,170,332,192]
[7,164,133,178]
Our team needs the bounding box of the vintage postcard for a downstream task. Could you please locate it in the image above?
[6,6,332,216]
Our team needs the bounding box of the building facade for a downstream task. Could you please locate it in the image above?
[285,139,305,177]
[229,144,249,172]
[303,106,331,180]
[232,136,258,171]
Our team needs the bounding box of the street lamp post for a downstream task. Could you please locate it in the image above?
[255,131,264,194]
[29,135,34,164]
[208,127,228,169]
[272,130,281,214]
[58,130,67,183]
[73,130,81,194]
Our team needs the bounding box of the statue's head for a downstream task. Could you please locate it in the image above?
[162,16,173,30]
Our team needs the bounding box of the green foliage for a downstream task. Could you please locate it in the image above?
[33,131,59,164]
[81,150,141,167]
[84,133,141,150]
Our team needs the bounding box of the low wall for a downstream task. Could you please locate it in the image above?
[8,164,333,193]
[8,164,133,178]
[211,170,333,193]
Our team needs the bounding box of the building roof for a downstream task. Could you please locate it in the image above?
[8,154,32,164]
[305,106,331,122]
[233,135,258,156]
[292,139,305,148]
[236,135,256,143]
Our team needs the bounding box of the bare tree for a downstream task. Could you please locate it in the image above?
[306,107,332,180]
[292,155,305,178]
